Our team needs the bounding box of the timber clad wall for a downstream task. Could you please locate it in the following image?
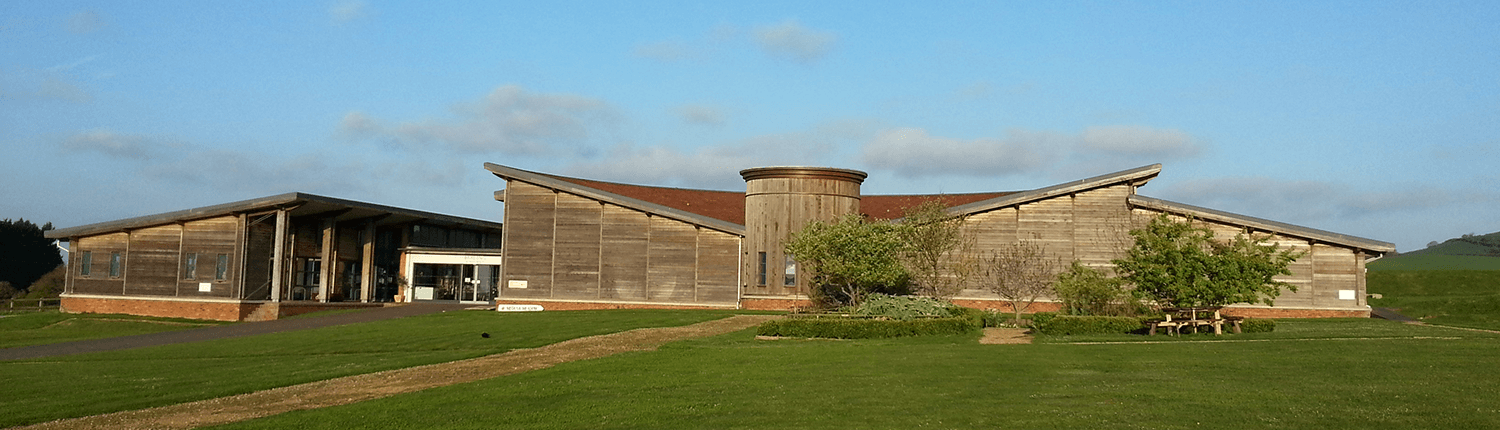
[501,181,740,305]
[68,216,243,299]
[741,168,865,297]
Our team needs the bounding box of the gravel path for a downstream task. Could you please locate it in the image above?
[979,327,1033,344]
[14,314,778,430]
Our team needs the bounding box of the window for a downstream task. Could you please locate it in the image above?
[756,252,767,286]
[184,253,198,280]
[784,254,797,286]
[215,254,229,281]
[80,251,92,276]
[109,252,122,278]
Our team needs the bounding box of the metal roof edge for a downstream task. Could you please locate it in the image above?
[946,164,1163,216]
[1128,195,1396,253]
[45,192,502,239]
[484,163,748,236]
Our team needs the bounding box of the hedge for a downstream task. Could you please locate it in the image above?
[757,316,980,339]
[1030,312,1149,335]
[1240,318,1275,333]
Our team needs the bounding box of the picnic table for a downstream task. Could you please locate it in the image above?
[1146,308,1243,336]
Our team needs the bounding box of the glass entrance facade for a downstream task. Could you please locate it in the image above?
[411,263,498,302]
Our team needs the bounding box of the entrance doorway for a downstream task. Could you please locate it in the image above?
[411,263,498,303]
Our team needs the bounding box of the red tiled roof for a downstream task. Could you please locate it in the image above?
[542,174,750,225]
[540,173,1014,225]
[860,193,1014,220]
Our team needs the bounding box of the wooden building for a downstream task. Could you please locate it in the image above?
[45,193,503,321]
[486,163,1395,317]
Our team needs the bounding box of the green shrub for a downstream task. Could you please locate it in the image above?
[849,294,954,320]
[1240,318,1275,333]
[1053,261,1144,316]
[757,316,979,339]
[1032,314,1148,335]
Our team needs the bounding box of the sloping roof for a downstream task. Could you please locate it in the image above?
[945,164,1163,216]
[484,163,748,236]
[862,193,1013,220]
[46,192,503,240]
[1128,195,1396,253]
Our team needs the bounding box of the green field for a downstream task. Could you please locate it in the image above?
[0,309,744,428]
[1369,270,1500,330]
[1368,254,1500,271]
[0,311,227,349]
[209,319,1500,430]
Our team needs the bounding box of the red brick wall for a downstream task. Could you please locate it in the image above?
[61,296,254,321]
[1219,307,1370,318]
[951,299,1063,313]
[739,297,811,311]
[494,300,727,311]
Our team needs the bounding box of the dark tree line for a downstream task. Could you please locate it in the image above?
[1,219,64,296]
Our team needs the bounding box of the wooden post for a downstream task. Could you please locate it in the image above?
[360,221,375,302]
[270,210,288,303]
[319,218,336,303]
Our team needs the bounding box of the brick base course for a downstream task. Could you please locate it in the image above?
[493,300,728,311]
[62,296,256,322]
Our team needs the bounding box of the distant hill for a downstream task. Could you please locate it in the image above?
[1370,231,1500,271]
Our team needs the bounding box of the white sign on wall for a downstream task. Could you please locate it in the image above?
[198,282,212,292]
[1338,289,1357,301]
[497,304,544,312]
[508,280,528,289]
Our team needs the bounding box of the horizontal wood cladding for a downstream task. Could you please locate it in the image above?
[178,216,239,298]
[501,180,740,305]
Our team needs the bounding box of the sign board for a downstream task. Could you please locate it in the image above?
[1338,289,1357,301]
[497,304,544,312]
[198,282,212,292]
[507,280,528,289]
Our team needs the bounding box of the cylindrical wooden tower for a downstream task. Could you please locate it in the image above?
[740,167,867,296]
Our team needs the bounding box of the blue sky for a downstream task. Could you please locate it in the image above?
[3,1,1497,252]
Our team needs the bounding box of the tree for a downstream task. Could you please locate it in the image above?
[0,218,63,293]
[979,241,1062,321]
[897,200,976,300]
[1053,261,1140,316]
[784,214,910,308]
[1113,214,1303,309]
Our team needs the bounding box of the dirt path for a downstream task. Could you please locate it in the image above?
[979,327,1032,344]
[16,314,778,430]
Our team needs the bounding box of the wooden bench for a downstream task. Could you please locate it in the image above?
[1147,308,1239,335]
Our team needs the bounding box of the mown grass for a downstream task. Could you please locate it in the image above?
[1368,254,1500,271]
[0,309,745,428]
[1369,270,1500,330]
[0,311,227,349]
[210,318,1500,430]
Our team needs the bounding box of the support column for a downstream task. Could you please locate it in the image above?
[360,221,375,302]
[318,218,336,303]
[270,210,288,303]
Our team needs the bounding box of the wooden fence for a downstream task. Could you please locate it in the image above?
[3,297,61,311]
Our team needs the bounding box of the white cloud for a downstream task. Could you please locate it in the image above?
[633,40,693,62]
[1081,125,1201,157]
[861,125,1205,179]
[557,122,856,189]
[339,85,620,155]
[66,11,107,34]
[675,104,726,126]
[1161,177,1455,222]
[753,20,837,63]
[60,130,178,159]
[329,0,371,24]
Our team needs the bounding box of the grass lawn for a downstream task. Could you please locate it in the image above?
[0,309,746,428]
[0,311,226,349]
[211,318,1500,430]
[1369,270,1500,330]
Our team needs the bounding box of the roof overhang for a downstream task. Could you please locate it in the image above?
[46,192,502,240]
[945,164,1162,216]
[485,163,747,236]
[1129,195,1396,253]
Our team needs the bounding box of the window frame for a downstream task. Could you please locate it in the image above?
[80,251,93,276]
[109,252,122,278]
[215,254,229,281]
[184,253,198,280]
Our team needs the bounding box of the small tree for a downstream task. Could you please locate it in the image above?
[1053,261,1139,316]
[0,219,62,293]
[980,241,1062,321]
[784,214,911,308]
[1113,214,1304,309]
[897,200,976,300]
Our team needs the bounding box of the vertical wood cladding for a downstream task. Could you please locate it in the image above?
[125,224,181,296]
[741,168,865,296]
[500,180,739,305]
[72,233,128,295]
